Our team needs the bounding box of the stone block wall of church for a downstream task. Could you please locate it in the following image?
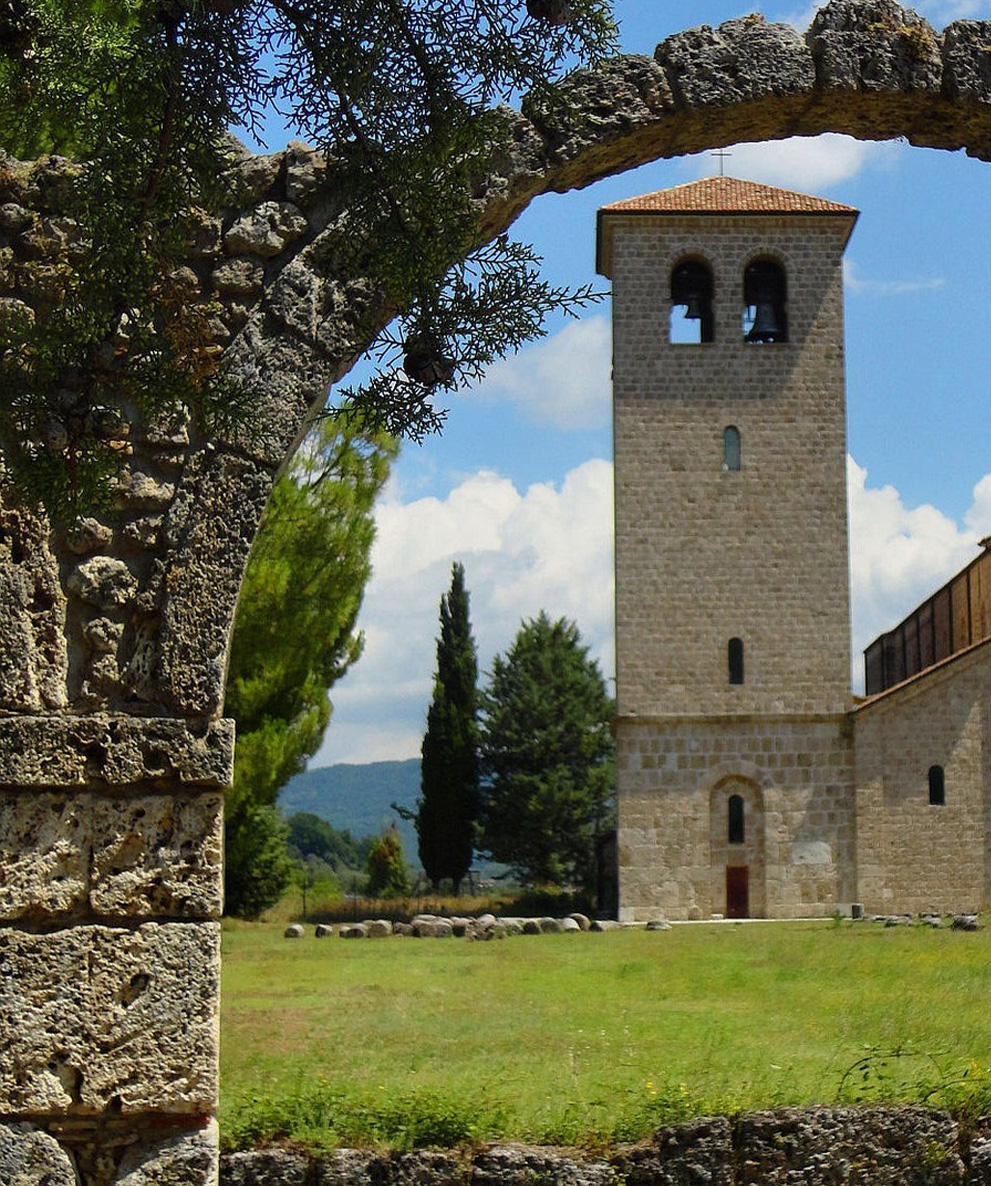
[616,715,856,921]
[852,641,991,915]
[610,213,853,721]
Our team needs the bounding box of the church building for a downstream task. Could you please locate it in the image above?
[597,176,991,920]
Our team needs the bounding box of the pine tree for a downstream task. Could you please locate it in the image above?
[417,562,479,894]
[222,412,396,917]
[479,611,614,897]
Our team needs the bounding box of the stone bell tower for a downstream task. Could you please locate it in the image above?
[597,176,859,920]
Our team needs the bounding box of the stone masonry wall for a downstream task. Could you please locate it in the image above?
[617,715,855,921]
[609,213,852,719]
[853,640,991,915]
[216,1107,991,1186]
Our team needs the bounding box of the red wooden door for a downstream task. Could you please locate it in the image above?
[726,866,749,918]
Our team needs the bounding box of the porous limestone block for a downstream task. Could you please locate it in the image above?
[89,792,224,918]
[0,715,235,788]
[0,791,223,921]
[0,921,219,1113]
[0,791,89,918]
[0,500,68,713]
[0,1122,77,1185]
[657,16,813,107]
[115,1122,218,1186]
[157,451,274,716]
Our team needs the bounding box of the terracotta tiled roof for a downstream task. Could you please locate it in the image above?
[596,176,858,275]
[599,175,858,216]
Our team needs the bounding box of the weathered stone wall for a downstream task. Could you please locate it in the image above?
[5,0,991,1180]
[215,1107,990,1186]
[853,640,991,915]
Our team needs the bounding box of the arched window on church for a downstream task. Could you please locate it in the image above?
[728,794,745,844]
[728,637,744,685]
[928,765,945,806]
[670,259,714,344]
[723,426,741,471]
[743,258,787,344]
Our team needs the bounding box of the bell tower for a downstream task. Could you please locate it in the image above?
[598,176,859,920]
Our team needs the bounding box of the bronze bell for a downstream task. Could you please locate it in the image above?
[746,301,783,343]
[683,294,706,321]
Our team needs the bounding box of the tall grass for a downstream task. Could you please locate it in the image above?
[220,919,991,1152]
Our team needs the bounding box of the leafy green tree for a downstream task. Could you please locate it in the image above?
[478,611,615,896]
[417,562,478,893]
[0,0,614,512]
[286,811,372,873]
[223,413,395,917]
[222,803,295,922]
[365,823,410,899]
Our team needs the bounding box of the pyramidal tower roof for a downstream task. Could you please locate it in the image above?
[597,176,858,275]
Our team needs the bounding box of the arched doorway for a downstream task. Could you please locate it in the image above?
[710,778,766,918]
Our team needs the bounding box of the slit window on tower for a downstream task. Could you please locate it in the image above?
[670,259,714,344]
[723,426,741,471]
[728,794,745,844]
[743,259,787,344]
[728,637,745,685]
[928,765,945,806]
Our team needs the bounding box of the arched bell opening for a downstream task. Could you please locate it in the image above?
[670,258,714,344]
[743,258,787,344]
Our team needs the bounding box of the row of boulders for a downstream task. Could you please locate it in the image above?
[870,912,982,930]
[283,913,673,941]
[283,912,983,939]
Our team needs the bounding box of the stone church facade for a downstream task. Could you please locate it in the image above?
[599,176,991,921]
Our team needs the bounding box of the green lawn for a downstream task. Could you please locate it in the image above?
[220,919,991,1151]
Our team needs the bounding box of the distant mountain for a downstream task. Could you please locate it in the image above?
[278,759,420,855]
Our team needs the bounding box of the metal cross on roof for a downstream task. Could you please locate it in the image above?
[711,148,732,176]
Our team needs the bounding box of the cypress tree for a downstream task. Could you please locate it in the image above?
[417,562,479,894]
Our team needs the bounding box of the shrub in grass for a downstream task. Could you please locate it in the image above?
[222,1083,505,1153]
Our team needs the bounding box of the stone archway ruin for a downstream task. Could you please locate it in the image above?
[4,1,991,1180]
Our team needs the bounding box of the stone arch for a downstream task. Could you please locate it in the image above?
[6,0,991,1178]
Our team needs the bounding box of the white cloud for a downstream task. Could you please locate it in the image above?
[965,474,991,535]
[314,454,991,764]
[475,316,612,431]
[847,458,987,681]
[919,0,991,20]
[315,459,615,766]
[688,134,899,190]
[844,258,945,297]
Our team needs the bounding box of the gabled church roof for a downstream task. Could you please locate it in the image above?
[596,176,858,275]
[600,175,858,216]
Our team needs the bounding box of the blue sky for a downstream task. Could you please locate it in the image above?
[289,0,991,766]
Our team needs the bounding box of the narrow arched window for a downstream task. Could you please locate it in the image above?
[743,259,787,344]
[728,637,744,685]
[928,765,945,806]
[670,259,714,344]
[728,794,745,844]
[723,426,741,472]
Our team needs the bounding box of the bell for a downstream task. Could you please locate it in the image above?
[746,301,782,343]
[683,294,706,321]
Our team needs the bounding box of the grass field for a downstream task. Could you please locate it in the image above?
[220,918,991,1151]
